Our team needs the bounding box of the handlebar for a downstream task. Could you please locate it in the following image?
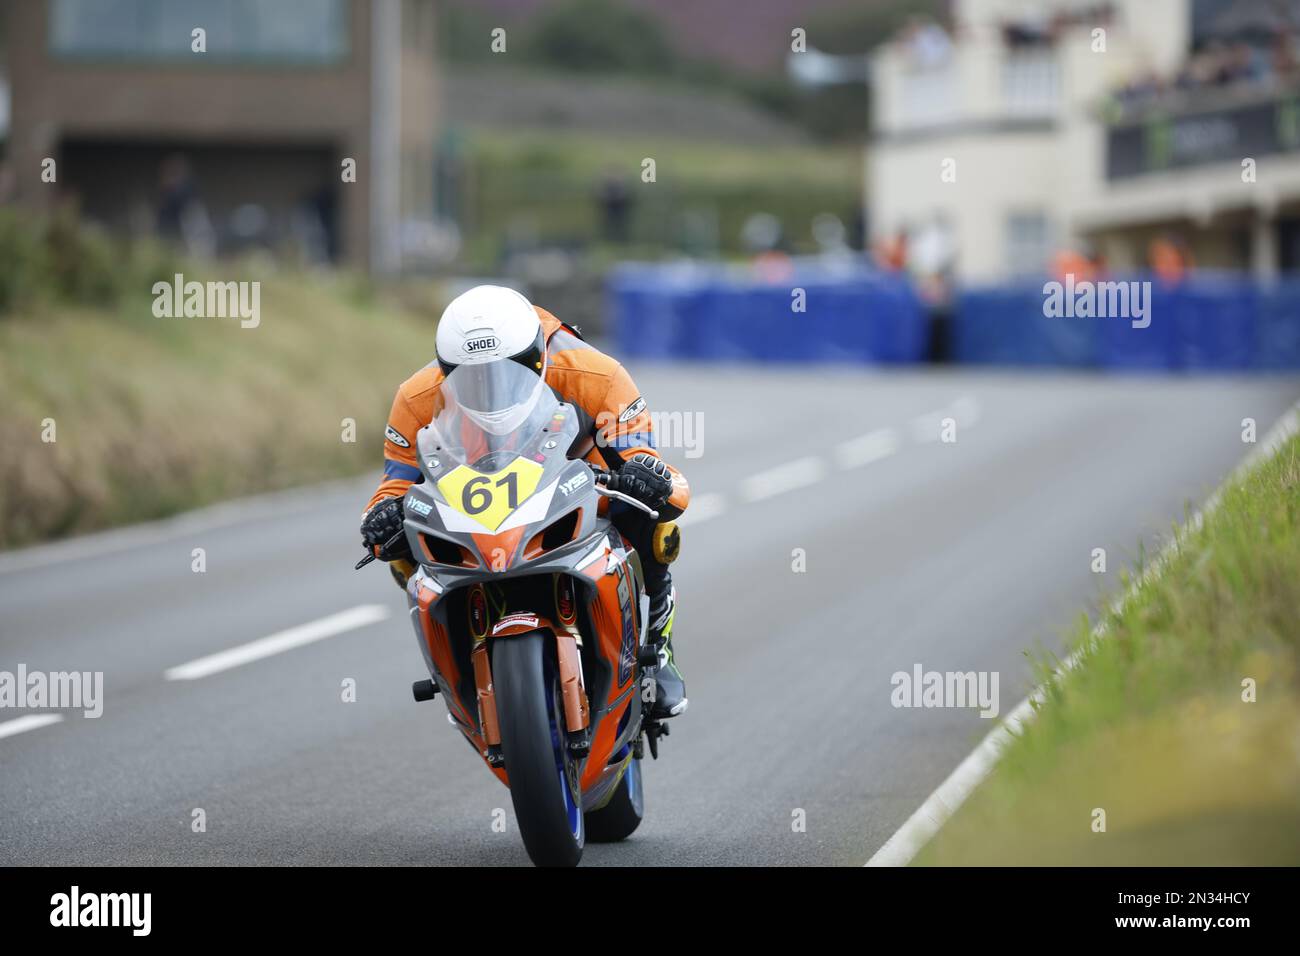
[592,469,659,520]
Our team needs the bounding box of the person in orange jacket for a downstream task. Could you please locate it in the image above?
[359,285,689,718]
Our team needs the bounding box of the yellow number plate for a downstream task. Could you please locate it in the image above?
[436,457,544,532]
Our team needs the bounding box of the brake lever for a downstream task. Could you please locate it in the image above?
[596,485,659,520]
[354,529,407,570]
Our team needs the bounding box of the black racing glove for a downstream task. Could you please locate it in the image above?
[608,453,673,509]
[360,497,412,562]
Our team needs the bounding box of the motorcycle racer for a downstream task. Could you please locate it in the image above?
[360,285,689,718]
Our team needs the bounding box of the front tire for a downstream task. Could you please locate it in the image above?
[494,632,585,866]
[584,754,644,842]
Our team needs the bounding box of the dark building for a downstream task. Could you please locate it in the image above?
[4,0,438,273]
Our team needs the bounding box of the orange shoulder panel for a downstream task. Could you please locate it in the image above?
[543,329,691,517]
[365,365,443,513]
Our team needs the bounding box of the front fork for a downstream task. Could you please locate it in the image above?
[474,628,590,768]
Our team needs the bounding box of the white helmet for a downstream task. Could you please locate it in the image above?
[435,285,548,436]
[436,285,544,377]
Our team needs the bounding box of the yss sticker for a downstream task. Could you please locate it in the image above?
[436,457,544,531]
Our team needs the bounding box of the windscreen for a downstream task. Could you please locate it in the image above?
[429,360,559,470]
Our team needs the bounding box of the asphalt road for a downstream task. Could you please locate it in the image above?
[1,368,1296,866]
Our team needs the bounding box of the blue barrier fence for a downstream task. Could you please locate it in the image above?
[608,266,1300,370]
[609,265,928,365]
[956,275,1300,371]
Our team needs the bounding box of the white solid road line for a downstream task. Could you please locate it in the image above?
[865,686,1057,866]
[834,428,899,469]
[164,604,391,681]
[0,713,65,740]
[866,399,1300,867]
[676,492,726,527]
[739,456,827,503]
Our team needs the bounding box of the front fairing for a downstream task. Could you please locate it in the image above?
[401,391,604,579]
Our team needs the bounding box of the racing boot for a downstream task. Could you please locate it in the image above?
[647,586,687,719]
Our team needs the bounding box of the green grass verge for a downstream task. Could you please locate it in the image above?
[0,264,440,549]
[915,429,1300,865]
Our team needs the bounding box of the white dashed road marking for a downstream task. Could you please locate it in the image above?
[738,456,828,503]
[834,428,900,469]
[676,492,727,527]
[0,714,65,740]
[164,604,391,681]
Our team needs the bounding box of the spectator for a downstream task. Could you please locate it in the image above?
[156,154,215,258]
[1149,234,1194,285]
[900,16,953,69]
[596,170,632,245]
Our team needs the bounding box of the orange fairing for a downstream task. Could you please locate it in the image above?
[573,561,637,790]
[472,527,526,571]
[591,563,635,700]
[417,588,473,728]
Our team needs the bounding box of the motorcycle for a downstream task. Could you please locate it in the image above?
[357,360,670,866]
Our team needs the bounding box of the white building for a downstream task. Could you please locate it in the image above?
[869,0,1299,283]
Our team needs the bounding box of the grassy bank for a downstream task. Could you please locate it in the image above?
[916,427,1300,865]
[0,225,440,548]
[464,129,861,264]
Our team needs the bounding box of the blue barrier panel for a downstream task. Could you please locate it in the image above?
[609,267,705,361]
[1098,278,1179,371]
[955,284,1098,367]
[610,284,672,359]
[1097,278,1259,371]
[813,279,882,362]
[610,266,1296,370]
[729,279,902,363]
[859,275,930,363]
[610,266,929,365]
[751,274,927,364]
[689,279,756,361]
[1175,280,1257,371]
[1257,279,1300,370]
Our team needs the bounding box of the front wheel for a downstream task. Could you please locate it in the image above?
[493,631,585,866]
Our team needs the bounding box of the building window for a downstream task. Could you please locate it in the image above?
[1001,51,1060,119]
[49,0,348,63]
[1005,211,1051,277]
